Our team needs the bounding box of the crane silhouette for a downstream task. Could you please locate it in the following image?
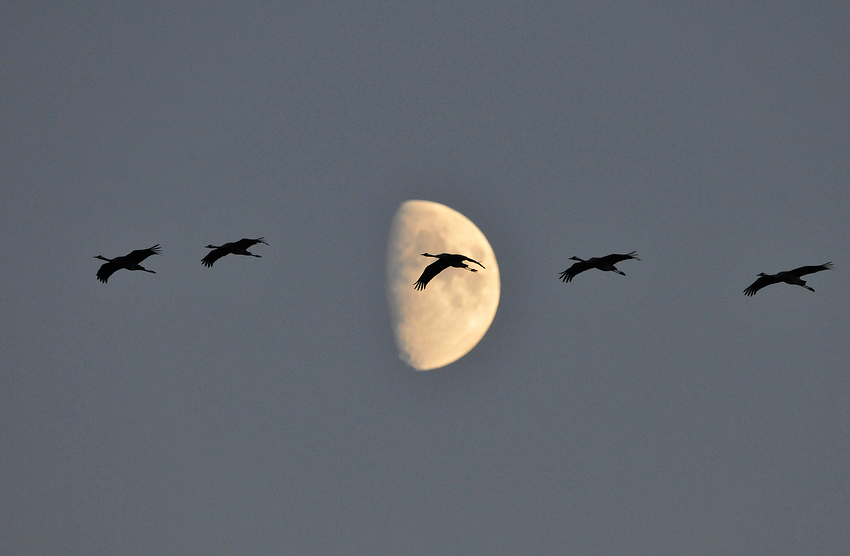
[743,262,833,296]
[559,251,639,283]
[94,245,161,283]
[202,237,268,267]
[414,253,485,290]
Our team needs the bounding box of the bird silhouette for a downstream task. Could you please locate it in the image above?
[414,253,485,290]
[743,262,833,296]
[94,245,161,283]
[559,251,639,283]
[202,237,268,267]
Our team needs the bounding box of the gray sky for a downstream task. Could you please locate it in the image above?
[2,2,849,554]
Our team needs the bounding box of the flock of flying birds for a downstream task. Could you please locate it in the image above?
[409,251,834,296]
[94,237,268,283]
[95,241,833,296]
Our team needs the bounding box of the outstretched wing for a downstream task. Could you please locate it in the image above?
[414,260,449,290]
[558,260,590,283]
[202,246,228,267]
[599,251,640,265]
[234,237,268,249]
[96,261,120,283]
[744,274,779,296]
[125,245,161,265]
[791,262,833,277]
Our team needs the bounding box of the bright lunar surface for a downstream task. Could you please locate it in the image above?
[386,200,500,370]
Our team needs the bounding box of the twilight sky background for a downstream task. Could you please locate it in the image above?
[2,2,849,554]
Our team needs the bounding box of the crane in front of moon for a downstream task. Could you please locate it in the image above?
[202,237,268,267]
[558,251,640,283]
[94,245,161,283]
[743,262,833,296]
[413,253,485,290]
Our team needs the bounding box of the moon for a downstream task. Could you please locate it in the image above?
[386,200,500,370]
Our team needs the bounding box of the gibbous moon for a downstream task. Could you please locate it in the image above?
[386,200,500,370]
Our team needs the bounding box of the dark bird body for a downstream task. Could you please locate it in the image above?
[559,251,639,283]
[94,245,161,283]
[743,262,833,296]
[202,237,268,267]
[414,253,485,290]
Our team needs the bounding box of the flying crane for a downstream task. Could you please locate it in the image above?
[743,262,833,296]
[94,245,161,283]
[559,251,639,283]
[414,253,485,290]
[202,237,268,267]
